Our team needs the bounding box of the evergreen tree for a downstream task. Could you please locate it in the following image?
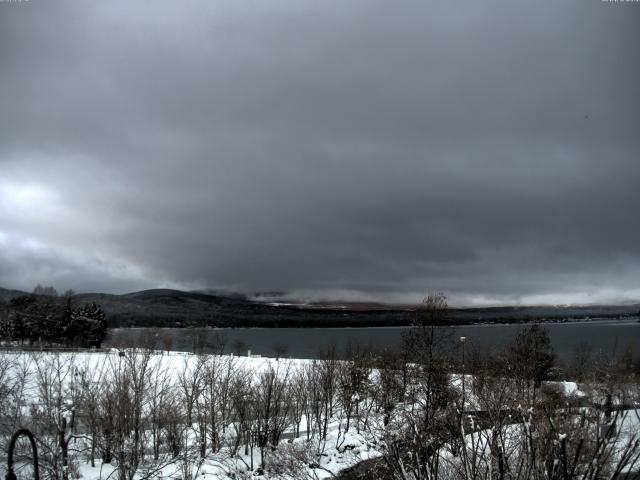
[74,302,108,347]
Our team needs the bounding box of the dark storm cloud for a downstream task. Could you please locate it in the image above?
[1,0,639,304]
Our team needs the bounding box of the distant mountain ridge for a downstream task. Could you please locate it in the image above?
[0,287,29,303]
[1,287,638,328]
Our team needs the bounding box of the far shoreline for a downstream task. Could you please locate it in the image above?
[109,316,640,330]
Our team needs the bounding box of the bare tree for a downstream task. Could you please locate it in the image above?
[0,353,30,458]
[336,345,371,439]
[228,366,255,467]
[506,324,555,406]
[76,355,109,467]
[272,343,289,360]
[202,353,237,454]
[30,353,80,480]
[253,362,292,468]
[107,349,154,480]
[146,360,174,461]
[289,369,309,439]
[177,355,206,448]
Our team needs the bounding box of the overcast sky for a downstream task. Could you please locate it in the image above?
[1,0,639,305]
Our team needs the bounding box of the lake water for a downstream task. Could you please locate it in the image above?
[105,318,640,361]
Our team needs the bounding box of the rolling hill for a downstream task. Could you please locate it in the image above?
[1,287,638,328]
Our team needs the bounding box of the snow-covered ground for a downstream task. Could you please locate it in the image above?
[0,350,381,480]
[0,349,637,480]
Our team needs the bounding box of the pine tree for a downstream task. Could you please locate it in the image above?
[74,302,108,347]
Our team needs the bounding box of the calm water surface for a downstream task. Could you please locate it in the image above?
[106,318,640,360]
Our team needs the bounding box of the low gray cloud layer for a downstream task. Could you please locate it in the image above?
[1,0,639,305]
